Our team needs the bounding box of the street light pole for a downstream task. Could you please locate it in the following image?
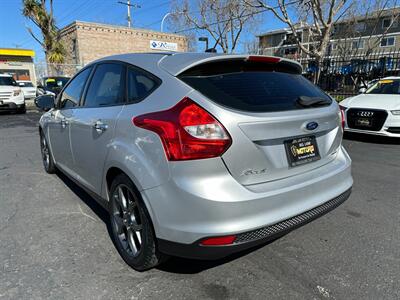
[161,12,172,32]
[161,10,186,32]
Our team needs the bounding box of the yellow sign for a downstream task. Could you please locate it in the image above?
[0,48,35,57]
[291,145,315,156]
[379,79,394,84]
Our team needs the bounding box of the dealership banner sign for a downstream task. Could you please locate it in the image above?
[150,40,178,51]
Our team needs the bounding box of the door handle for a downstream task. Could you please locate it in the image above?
[60,117,69,128]
[93,120,108,133]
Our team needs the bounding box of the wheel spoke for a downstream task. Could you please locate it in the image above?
[116,186,128,212]
[135,230,142,245]
[127,228,138,255]
[113,214,124,235]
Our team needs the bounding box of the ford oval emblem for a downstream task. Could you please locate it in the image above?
[306,121,319,131]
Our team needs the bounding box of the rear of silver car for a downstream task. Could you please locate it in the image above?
[126,54,352,259]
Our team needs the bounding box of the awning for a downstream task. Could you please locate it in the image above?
[0,49,35,58]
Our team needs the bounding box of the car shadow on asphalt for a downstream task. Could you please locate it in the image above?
[55,171,281,274]
[344,132,400,145]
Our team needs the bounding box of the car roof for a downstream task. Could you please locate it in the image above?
[93,52,303,76]
[382,76,400,80]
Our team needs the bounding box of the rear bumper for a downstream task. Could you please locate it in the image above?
[158,188,351,259]
[143,146,353,248]
[345,127,400,137]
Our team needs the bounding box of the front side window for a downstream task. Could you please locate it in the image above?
[59,67,92,109]
[84,63,125,107]
[127,67,159,103]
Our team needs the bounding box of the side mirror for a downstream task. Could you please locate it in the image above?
[35,94,55,111]
[358,87,367,94]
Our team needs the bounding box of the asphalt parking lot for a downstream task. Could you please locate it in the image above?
[0,111,399,300]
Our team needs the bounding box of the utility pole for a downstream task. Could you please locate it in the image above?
[117,1,141,28]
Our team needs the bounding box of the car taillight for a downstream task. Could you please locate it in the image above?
[339,105,346,129]
[246,56,281,63]
[133,97,231,161]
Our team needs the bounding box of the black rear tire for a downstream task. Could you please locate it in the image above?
[40,130,56,174]
[109,173,166,271]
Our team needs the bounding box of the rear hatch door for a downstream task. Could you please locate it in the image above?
[177,55,343,186]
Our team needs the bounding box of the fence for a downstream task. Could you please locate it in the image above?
[298,49,400,100]
[34,62,83,80]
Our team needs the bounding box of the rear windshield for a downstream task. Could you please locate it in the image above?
[0,77,17,86]
[179,71,332,112]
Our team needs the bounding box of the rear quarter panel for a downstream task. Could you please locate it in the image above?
[101,72,192,199]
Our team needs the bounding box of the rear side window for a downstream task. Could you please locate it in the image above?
[59,67,92,109]
[84,63,125,107]
[179,70,332,112]
[127,67,160,103]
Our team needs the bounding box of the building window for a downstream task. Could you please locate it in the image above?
[331,43,337,50]
[380,37,395,47]
[382,18,392,29]
[355,22,366,32]
[352,40,364,49]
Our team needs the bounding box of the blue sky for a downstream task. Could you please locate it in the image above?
[0,0,282,61]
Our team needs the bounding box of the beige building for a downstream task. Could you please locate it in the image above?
[59,21,188,75]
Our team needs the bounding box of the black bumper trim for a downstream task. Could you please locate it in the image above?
[158,188,352,260]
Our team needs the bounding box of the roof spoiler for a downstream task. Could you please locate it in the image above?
[159,54,302,76]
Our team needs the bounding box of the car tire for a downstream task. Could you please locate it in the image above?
[109,174,166,271]
[17,107,26,114]
[40,130,56,174]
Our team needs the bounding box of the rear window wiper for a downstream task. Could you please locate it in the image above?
[297,96,331,107]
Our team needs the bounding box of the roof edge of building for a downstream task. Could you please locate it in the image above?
[59,20,188,40]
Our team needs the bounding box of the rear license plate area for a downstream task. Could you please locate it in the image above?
[284,136,320,167]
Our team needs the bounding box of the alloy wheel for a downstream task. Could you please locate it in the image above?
[111,184,143,258]
[41,135,50,169]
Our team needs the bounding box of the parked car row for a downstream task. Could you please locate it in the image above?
[0,74,70,114]
[306,58,400,75]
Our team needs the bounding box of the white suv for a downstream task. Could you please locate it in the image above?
[0,74,25,113]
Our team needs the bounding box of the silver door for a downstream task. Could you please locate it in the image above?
[69,106,123,192]
[47,109,73,173]
[47,67,93,177]
[69,63,126,193]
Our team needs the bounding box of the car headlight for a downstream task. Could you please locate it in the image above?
[391,110,400,115]
[13,89,21,96]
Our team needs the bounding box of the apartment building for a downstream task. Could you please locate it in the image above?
[258,8,400,60]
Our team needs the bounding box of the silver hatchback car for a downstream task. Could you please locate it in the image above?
[36,53,353,270]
